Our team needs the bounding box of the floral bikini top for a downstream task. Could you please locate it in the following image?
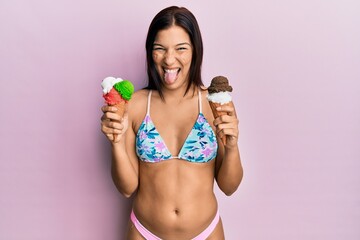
[135,90,218,163]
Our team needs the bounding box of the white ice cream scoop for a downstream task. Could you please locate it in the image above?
[207,91,232,105]
[101,76,123,94]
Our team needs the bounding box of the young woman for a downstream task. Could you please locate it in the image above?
[101,6,243,239]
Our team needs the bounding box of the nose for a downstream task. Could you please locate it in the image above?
[164,50,176,65]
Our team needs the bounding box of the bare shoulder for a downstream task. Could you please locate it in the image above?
[128,89,149,127]
[129,89,149,106]
[200,88,214,122]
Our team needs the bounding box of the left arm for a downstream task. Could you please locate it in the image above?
[214,102,243,196]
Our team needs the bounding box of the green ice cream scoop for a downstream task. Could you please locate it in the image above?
[113,80,135,101]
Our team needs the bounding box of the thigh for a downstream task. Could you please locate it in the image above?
[126,219,145,240]
[207,217,225,240]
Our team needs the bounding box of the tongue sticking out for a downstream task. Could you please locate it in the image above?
[164,70,178,84]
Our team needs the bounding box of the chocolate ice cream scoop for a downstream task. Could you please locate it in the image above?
[207,75,233,145]
[208,76,233,93]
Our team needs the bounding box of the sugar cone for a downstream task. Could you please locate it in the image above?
[209,101,231,145]
[112,101,127,141]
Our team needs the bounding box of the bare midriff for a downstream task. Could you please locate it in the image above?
[133,159,218,239]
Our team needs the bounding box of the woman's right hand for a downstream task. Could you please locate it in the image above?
[100,105,128,143]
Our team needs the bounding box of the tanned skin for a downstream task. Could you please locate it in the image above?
[101,25,243,239]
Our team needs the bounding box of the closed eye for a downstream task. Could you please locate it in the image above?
[153,43,165,51]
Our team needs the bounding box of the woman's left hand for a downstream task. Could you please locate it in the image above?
[213,103,239,148]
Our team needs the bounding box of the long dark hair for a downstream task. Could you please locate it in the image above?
[145,6,204,99]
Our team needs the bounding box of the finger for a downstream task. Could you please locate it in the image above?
[101,114,108,121]
[121,110,129,123]
[217,128,238,140]
[216,128,238,139]
[113,134,122,143]
[106,133,114,141]
[216,105,234,114]
[213,115,239,126]
[101,124,123,135]
[216,123,236,132]
[101,105,118,113]
[103,112,122,122]
[107,120,121,129]
[101,112,113,122]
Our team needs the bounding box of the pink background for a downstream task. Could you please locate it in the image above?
[1,0,359,239]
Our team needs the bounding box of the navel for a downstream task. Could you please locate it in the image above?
[173,208,180,215]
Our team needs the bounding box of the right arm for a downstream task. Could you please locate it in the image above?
[101,102,139,198]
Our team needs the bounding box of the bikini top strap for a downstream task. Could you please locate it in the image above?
[146,90,152,115]
[198,89,202,114]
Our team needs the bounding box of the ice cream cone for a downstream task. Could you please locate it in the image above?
[209,101,231,145]
[101,76,135,142]
[113,101,127,119]
[207,76,233,146]
[112,101,127,141]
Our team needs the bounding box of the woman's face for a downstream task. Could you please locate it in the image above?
[152,25,193,88]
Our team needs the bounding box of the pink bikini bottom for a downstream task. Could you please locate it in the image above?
[130,209,220,240]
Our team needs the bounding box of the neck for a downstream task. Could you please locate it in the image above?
[161,83,197,102]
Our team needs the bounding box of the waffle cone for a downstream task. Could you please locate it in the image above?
[209,101,231,145]
[111,101,127,141]
[113,101,127,118]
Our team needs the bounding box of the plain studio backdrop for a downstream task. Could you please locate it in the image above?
[0,0,359,239]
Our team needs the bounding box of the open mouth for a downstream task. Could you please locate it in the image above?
[163,68,180,84]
